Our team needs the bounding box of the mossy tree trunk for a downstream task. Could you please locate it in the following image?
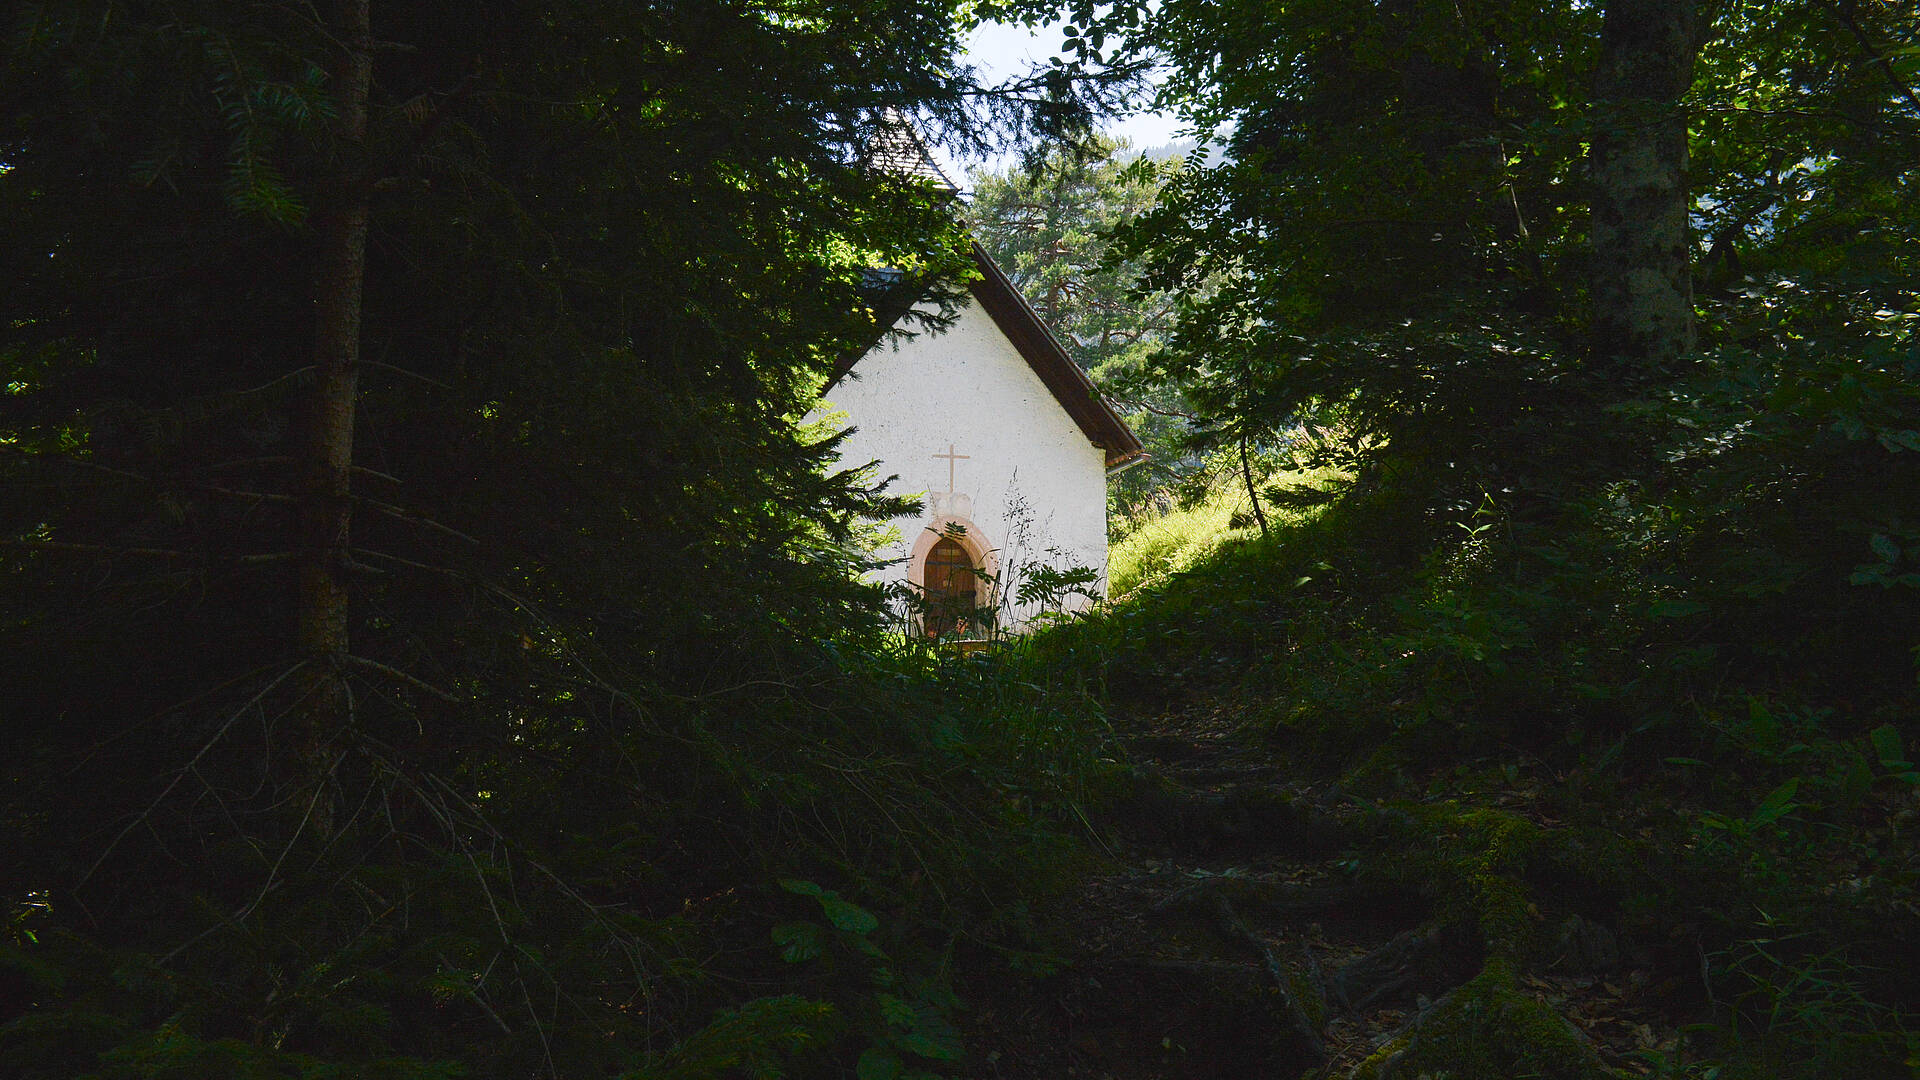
[1591,0,1701,377]
[293,0,373,825]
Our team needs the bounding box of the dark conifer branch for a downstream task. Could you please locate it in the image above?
[352,494,480,545]
[341,653,462,703]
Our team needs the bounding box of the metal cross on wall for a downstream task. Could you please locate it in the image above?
[932,443,969,493]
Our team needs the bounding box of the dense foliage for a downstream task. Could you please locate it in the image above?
[0,2,1130,1076]
[1103,0,1917,492]
[968,138,1170,384]
[1095,0,1920,710]
[1038,0,1920,1074]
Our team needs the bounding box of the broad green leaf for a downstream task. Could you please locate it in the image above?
[821,896,878,935]
[1745,700,1781,745]
[895,1029,964,1062]
[1870,725,1908,769]
[1875,429,1920,453]
[779,878,823,898]
[877,993,915,1027]
[770,921,825,963]
[1649,599,1707,618]
[1841,753,1874,808]
[901,1004,964,1061]
[1750,778,1800,827]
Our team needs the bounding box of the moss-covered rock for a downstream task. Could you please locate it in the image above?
[1375,802,1548,963]
[1347,963,1618,1080]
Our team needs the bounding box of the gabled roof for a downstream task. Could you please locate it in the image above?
[842,115,1143,469]
[961,243,1145,469]
[830,243,1147,470]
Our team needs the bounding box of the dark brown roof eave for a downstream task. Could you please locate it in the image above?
[825,245,1147,471]
[963,242,1146,470]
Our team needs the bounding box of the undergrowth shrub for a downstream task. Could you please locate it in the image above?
[1040,336,1920,1075]
[0,638,1114,1079]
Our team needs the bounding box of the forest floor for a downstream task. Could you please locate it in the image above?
[955,698,1694,1079]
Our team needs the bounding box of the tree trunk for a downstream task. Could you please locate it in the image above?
[1590,0,1700,376]
[293,0,372,820]
[1240,431,1269,537]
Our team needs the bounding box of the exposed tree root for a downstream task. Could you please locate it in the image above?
[1205,891,1329,1065]
[1147,874,1422,922]
[1329,920,1482,1014]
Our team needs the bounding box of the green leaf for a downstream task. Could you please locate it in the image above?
[821,896,879,935]
[857,1048,903,1080]
[1745,700,1781,746]
[877,993,915,1027]
[895,1028,964,1062]
[908,1005,964,1061]
[778,878,824,898]
[770,921,825,963]
[1870,725,1909,769]
[1870,534,1901,563]
[1842,753,1875,808]
[1750,778,1800,827]
[1875,429,1920,453]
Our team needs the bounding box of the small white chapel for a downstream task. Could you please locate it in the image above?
[823,240,1144,636]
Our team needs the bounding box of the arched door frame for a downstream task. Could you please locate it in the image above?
[905,515,997,619]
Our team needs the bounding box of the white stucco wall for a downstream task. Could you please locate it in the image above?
[824,297,1110,633]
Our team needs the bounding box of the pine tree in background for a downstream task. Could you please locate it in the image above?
[967,137,1208,515]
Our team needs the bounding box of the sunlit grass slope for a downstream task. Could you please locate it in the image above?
[1109,463,1347,599]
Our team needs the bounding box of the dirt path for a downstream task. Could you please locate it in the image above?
[957,704,1687,1079]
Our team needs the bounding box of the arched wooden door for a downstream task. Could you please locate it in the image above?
[922,537,977,637]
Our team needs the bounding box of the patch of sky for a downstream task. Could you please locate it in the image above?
[936,18,1186,181]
